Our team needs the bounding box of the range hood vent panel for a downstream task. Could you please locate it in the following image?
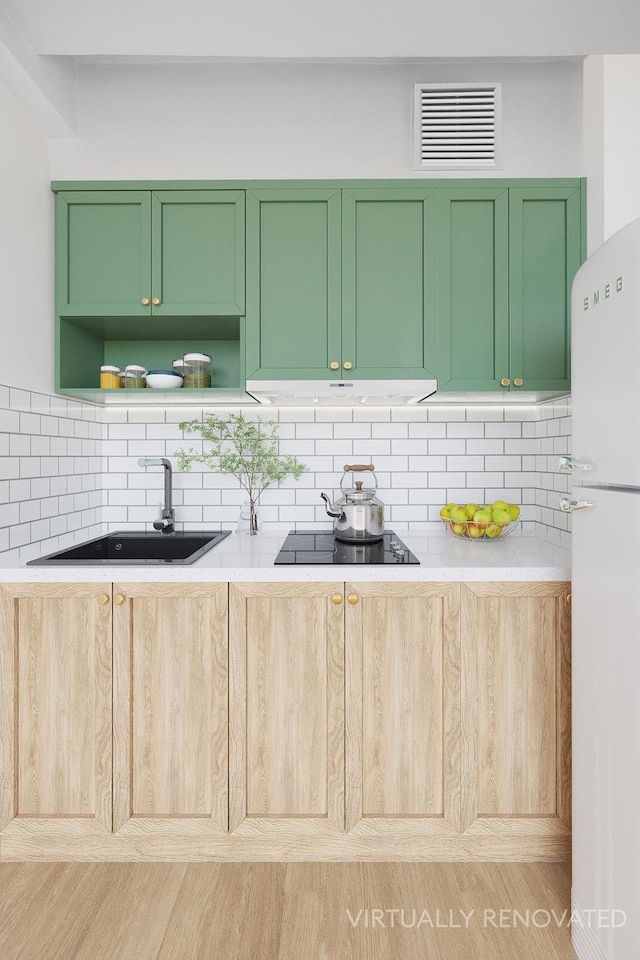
[245,378,438,406]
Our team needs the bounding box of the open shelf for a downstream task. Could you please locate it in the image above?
[56,315,257,404]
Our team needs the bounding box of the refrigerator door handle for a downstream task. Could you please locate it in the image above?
[559,455,595,473]
[559,497,595,513]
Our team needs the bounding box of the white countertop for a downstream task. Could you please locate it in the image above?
[0,528,571,582]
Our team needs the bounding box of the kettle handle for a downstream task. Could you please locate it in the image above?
[343,464,375,472]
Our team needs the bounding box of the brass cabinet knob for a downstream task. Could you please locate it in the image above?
[115,594,125,605]
[347,594,359,605]
[141,297,150,306]
[331,594,343,605]
[500,377,511,387]
[513,378,524,387]
[152,297,161,306]
[343,361,353,371]
[98,593,110,605]
[566,593,572,604]
[329,361,340,371]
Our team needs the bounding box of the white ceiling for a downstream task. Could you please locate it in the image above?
[2,0,640,58]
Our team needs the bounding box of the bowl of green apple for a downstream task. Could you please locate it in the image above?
[439,500,520,540]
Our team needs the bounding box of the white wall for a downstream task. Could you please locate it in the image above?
[49,59,583,180]
[583,54,640,248]
[0,80,55,391]
[603,55,640,238]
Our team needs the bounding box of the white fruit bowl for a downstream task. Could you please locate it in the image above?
[441,517,519,541]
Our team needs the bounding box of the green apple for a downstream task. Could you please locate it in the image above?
[485,523,503,538]
[473,509,492,525]
[507,503,520,521]
[450,521,467,536]
[446,502,457,510]
[491,499,509,512]
[492,508,512,524]
[450,505,469,523]
[466,503,479,519]
[440,506,451,520]
[468,522,485,539]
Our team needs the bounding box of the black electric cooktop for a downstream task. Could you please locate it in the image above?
[274,530,419,565]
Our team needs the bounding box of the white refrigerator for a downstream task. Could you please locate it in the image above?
[567,216,640,960]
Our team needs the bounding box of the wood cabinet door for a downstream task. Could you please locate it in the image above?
[344,583,461,844]
[245,189,342,379]
[112,584,228,837]
[229,583,345,845]
[435,187,510,391]
[509,186,583,392]
[341,188,438,379]
[151,190,245,317]
[56,191,152,317]
[460,583,571,851]
[0,584,112,839]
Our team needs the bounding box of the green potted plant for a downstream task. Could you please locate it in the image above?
[174,413,307,535]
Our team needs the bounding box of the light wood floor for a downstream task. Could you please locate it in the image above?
[0,862,577,960]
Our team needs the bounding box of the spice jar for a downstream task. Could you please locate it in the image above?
[182,352,212,388]
[123,364,146,388]
[100,365,121,389]
[172,358,188,378]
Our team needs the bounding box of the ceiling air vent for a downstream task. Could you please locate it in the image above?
[414,82,502,170]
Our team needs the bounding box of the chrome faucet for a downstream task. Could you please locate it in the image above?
[138,457,175,534]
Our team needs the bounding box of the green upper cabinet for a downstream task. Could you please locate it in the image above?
[341,189,438,379]
[56,191,152,317]
[151,191,244,316]
[436,187,510,391]
[437,180,584,394]
[509,186,582,392]
[245,189,342,379]
[56,189,245,318]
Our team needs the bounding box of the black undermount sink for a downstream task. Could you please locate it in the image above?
[27,530,232,565]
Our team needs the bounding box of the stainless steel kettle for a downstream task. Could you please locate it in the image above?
[320,464,385,543]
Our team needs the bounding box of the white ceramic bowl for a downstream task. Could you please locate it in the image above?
[146,371,183,389]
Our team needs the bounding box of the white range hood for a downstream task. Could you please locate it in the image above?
[245,378,438,406]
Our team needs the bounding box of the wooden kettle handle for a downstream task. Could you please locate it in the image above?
[343,463,375,472]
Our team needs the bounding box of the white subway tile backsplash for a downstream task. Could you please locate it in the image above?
[485,422,522,438]
[0,386,572,557]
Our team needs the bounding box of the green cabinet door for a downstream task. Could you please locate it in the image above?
[341,189,438,379]
[245,189,342,379]
[509,186,582,393]
[151,191,245,316]
[56,191,151,317]
[436,188,510,391]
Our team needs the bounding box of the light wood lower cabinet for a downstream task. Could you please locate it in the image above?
[460,583,572,844]
[228,582,344,845]
[0,584,113,849]
[112,583,228,837]
[0,579,571,861]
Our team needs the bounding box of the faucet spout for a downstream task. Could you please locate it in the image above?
[138,457,175,534]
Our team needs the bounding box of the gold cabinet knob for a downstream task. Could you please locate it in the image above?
[500,377,511,387]
[566,592,572,604]
[329,361,340,371]
[513,378,524,387]
[347,594,359,605]
[141,297,150,306]
[152,297,161,306]
[98,593,110,605]
[331,594,343,605]
[343,361,353,371]
[115,594,125,605]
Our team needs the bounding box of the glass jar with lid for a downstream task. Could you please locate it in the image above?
[172,358,188,378]
[123,364,146,388]
[182,352,212,388]
[100,365,121,389]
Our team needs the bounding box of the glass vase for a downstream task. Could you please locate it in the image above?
[238,500,262,535]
